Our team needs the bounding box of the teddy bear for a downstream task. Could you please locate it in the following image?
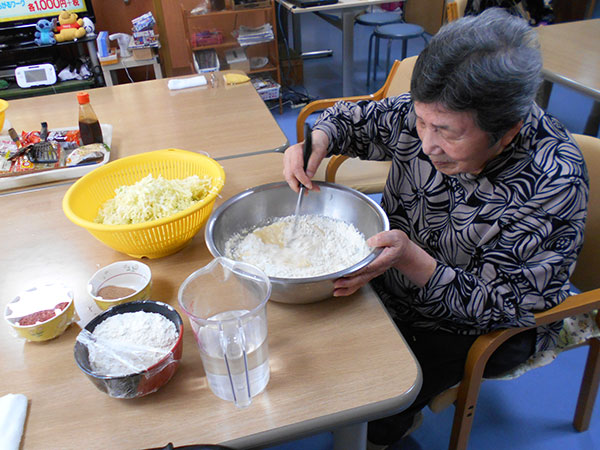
[34,19,56,46]
[54,10,87,42]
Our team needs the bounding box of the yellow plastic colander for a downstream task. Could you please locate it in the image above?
[62,148,225,259]
[0,99,8,132]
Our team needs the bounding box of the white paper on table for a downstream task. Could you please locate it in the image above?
[167,76,207,90]
[0,394,28,450]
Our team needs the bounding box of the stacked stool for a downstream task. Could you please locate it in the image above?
[355,12,403,87]
[355,11,403,29]
[369,22,427,86]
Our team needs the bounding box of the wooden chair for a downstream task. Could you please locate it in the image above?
[445,0,468,22]
[328,131,600,450]
[440,133,600,450]
[295,56,417,193]
[296,59,600,449]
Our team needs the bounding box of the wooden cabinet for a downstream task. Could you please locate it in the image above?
[181,1,282,107]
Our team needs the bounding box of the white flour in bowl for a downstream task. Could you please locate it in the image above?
[88,311,178,376]
[225,214,371,278]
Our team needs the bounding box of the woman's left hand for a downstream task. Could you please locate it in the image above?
[333,229,437,297]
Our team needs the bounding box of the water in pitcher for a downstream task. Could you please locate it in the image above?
[194,310,270,402]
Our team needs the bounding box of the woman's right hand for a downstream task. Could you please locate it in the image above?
[283,129,329,193]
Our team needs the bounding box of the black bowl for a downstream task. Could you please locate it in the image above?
[74,300,184,399]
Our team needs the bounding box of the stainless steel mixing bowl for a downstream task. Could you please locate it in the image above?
[204,181,390,304]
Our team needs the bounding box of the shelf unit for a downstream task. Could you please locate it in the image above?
[182,2,282,110]
[0,36,103,100]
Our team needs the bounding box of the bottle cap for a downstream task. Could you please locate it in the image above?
[77,92,90,105]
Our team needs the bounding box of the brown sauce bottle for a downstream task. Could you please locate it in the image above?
[77,91,104,145]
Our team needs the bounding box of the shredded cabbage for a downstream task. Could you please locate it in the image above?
[95,174,217,225]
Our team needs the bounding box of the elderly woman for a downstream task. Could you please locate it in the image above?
[283,7,588,447]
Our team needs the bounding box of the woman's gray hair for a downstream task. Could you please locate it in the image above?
[410,8,542,143]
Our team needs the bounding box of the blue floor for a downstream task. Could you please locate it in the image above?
[264,6,600,450]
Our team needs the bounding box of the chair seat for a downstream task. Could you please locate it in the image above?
[428,310,600,414]
[355,12,403,26]
[496,310,600,380]
[375,22,425,39]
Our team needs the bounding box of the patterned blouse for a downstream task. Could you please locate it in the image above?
[314,94,589,353]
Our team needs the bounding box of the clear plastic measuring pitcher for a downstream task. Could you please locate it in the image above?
[178,257,271,408]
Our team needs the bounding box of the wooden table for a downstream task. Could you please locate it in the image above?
[2,73,289,162]
[1,152,421,450]
[536,19,600,136]
[101,54,163,87]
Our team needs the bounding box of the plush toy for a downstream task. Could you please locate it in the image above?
[34,19,56,46]
[54,10,86,42]
[81,17,95,35]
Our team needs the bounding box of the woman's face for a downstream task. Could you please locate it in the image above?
[413,101,508,176]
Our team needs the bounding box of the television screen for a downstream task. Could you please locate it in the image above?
[0,0,92,27]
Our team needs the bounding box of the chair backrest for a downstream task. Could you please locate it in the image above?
[320,56,418,193]
[446,0,468,22]
[404,0,446,34]
[383,55,418,97]
[569,133,600,292]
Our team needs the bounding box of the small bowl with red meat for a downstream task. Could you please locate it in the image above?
[4,283,77,341]
[88,261,152,311]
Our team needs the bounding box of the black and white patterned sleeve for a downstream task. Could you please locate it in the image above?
[313,94,413,161]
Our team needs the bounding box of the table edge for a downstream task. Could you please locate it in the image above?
[225,292,423,449]
[274,0,394,14]
[224,377,422,449]
[542,69,600,102]
[0,145,290,196]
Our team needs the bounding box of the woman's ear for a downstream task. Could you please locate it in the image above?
[500,120,524,147]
